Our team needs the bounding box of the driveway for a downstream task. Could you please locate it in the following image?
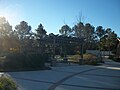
[6,59,120,90]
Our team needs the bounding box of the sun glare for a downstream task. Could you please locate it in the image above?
[98,66,120,70]
[0,4,24,27]
[0,10,19,25]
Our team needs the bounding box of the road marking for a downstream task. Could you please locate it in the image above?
[48,67,101,90]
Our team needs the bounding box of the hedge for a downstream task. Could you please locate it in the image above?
[3,53,49,71]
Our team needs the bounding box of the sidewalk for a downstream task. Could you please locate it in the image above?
[7,59,120,90]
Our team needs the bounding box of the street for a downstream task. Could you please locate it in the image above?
[7,59,120,90]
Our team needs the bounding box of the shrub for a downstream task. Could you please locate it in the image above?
[3,53,48,71]
[91,60,98,65]
[113,57,120,62]
[83,53,96,59]
[108,55,120,62]
[69,55,81,62]
[60,53,65,58]
[68,54,97,63]
[4,53,26,69]
[108,55,114,59]
[0,76,17,90]
[27,54,45,68]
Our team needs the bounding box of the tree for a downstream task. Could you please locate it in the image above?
[72,22,96,49]
[15,21,32,53]
[98,28,118,52]
[15,21,31,40]
[9,30,20,53]
[33,24,47,54]
[84,23,95,41]
[96,26,105,39]
[105,28,118,51]
[0,17,13,37]
[72,22,95,40]
[0,17,13,53]
[35,23,47,39]
[59,24,71,36]
[72,22,84,38]
[84,23,96,49]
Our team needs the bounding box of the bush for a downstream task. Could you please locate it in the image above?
[108,55,120,62]
[27,54,45,68]
[0,76,17,90]
[113,58,120,62]
[68,54,97,63]
[91,60,98,65]
[108,55,114,59]
[60,53,65,58]
[4,53,26,69]
[3,53,48,71]
[83,53,96,59]
[69,55,81,62]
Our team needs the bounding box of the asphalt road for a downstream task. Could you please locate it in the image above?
[6,59,120,90]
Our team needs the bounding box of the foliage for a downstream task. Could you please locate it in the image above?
[66,54,98,65]
[96,26,105,39]
[26,53,46,68]
[108,55,114,59]
[68,54,96,62]
[98,28,118,51]
[0,16,119,67]
[3,53,48,71]
[59,24,71,36]
[72,22,84,37]
[0,17,14,53]
[69,55,81,62]
[4,53,26,69]
[113,58,120,62]
[0,76,17,90]
[0,17,12,37]
[15,21,31,40]
[109,55,120,62]
[35,23,47,39]
[83,53,96,59]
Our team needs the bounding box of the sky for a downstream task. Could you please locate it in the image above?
[0,0,120,37]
